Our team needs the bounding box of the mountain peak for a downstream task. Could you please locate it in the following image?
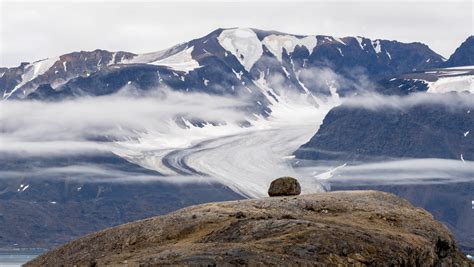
[443,35,474,67]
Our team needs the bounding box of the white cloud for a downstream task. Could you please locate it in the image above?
[342,91,474,111]
[299,158,474,186]
[0,164,221,184]
[0,88,248,155]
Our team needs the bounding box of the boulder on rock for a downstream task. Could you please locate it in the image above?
[25,191,470,266]
[268,176,301,196]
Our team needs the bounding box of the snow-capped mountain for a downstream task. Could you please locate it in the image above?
[1,28,445,103]
[374,36,474,95]
[294,66,474,162]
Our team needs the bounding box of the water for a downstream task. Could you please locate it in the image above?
[0,250,43,267]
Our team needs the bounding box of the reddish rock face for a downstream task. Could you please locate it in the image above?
[0,50,136,99]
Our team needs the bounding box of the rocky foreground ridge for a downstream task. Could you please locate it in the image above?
[26,190,470,266]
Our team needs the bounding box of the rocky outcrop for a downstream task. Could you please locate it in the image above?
[26,191,469,266]
[268,176,301,196]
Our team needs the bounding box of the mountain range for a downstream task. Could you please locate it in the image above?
[1,28,446,104]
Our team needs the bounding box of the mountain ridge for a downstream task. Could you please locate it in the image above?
[443,36,474,67]
[1,28,446,101]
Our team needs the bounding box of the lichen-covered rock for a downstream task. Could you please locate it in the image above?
[26,191,470,266]
[268,176,301,196]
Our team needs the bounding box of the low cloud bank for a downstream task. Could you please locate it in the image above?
[0,89,248,155]
[300,158,474,186]
[342,91,474,111]
[0,164,220,184]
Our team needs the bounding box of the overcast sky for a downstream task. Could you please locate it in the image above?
[0,0,472,67]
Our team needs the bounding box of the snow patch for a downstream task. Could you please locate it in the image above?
[17,184,30,192]
[232,69,243,80]
[218,28,263,71]
[337,48,344,56]
[109,52,117,66]
[334,37,346,45]
[281,65,290,78]
[4,57,59,99]
[125,46,174,65]
[355,37,365,50]
[262,34,317,62]
[426,75,474,94]
[372,40,382,54]
[149,46,200,73]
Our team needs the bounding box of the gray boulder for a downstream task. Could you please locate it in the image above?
[268,177,301,197]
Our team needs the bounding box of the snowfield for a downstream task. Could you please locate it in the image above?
[427,75,474,94]
[148,46,200,73]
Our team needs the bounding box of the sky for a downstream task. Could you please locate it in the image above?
[0,0,472,67]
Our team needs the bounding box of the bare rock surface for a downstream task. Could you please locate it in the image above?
[26,191,470,266]
[268,176,301,196]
